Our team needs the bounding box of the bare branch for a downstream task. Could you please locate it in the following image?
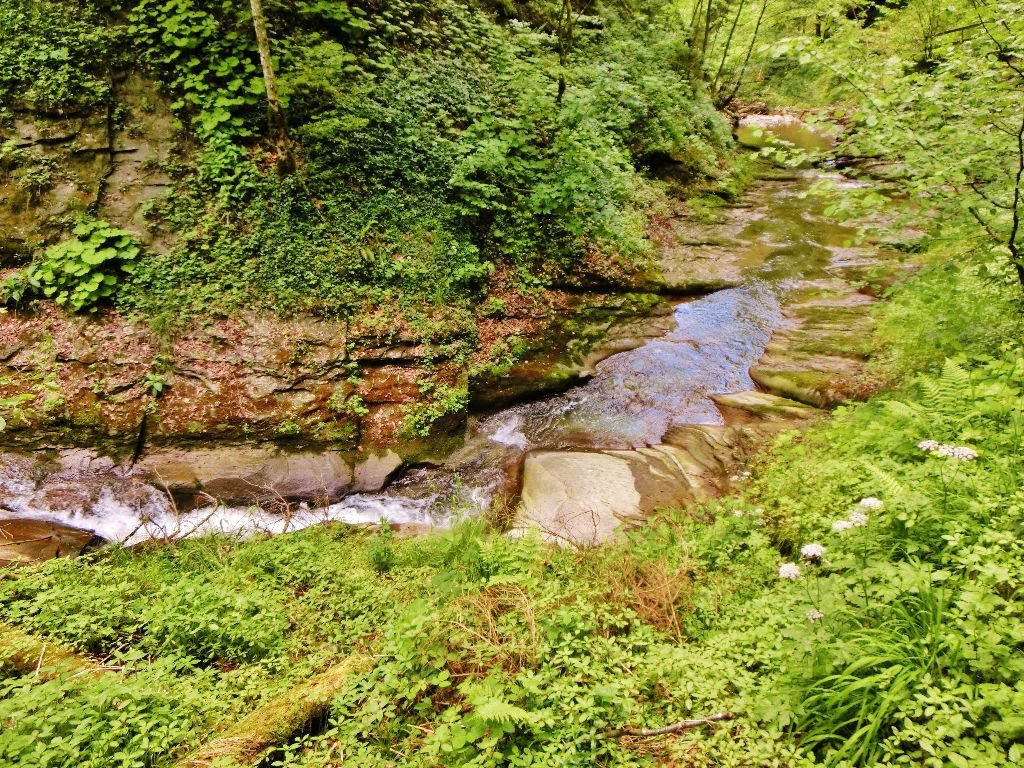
[970,1,1024,81]
[933,21,987,38]
[968,205,1001,242]
[608,711,736,738]
[1008,106,1024,287]
[968,180,1012,209]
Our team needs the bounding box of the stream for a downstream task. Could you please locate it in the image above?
[1,168,870,545]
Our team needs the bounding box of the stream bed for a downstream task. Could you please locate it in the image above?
[1,170,872,546]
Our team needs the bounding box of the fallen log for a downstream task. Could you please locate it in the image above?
[176,654,371,767]
[608,711,736,738]
[0,621,104,679]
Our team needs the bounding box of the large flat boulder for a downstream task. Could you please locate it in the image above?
[517,451,647,545]
[515,434,772,545]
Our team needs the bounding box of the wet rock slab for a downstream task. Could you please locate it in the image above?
[0,444,408,548]
[135,447,355,508]
[749,283,882,408]
[516,423,783,546]
[0,518,101,566]
[711,391,822,424]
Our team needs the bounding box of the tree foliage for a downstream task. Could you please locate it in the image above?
[710,0,1024,288]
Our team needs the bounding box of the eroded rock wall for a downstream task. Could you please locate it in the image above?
[1,73,175,260]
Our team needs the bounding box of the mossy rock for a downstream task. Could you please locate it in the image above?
[765,328,874,360]
[749,367,852,408]
[786,303,873,327]
[711,390,823,423]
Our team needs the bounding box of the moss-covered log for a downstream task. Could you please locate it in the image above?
[176,654,371,768]
[0,621,101,679]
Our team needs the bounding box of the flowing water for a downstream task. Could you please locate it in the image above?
[1,169,870,544]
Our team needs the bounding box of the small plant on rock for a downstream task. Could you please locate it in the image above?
[2,220,142,312]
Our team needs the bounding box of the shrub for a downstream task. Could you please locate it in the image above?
[2,220,142,312]
[368,522,397,574]
[0,0,112,111]
[138,581,289,663]
[0,673,195,768]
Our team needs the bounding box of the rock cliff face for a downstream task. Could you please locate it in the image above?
[0,303,465,453]
[1,74,175,260]
[0,283,683,515]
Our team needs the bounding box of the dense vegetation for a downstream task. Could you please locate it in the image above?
[2,253,1021,766]
[1,0,732,322]
[2,1,1024,767]
[691,0,1023,289]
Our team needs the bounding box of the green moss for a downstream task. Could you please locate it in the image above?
[276,419,303,437]
[750,367,840,408]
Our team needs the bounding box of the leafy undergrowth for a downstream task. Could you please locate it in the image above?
[1,260,1022,767]
[2,0,734,325]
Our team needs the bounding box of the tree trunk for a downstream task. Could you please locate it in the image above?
[718,0,768,109]
[712,0,747,96]
[249,0,295,176]
[1,622,106,680]
[556,0,574,108]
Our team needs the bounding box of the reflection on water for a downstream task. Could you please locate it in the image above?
[736,116,837,153]
[482,282,781,449]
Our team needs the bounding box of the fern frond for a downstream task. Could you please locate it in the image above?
[940,358,970,395]
[918,359,969,417]
[883,400,922,421]
[862,461,910,505]
[473,700,536,724]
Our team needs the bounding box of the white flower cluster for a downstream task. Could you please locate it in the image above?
[938,445,978,461]
[731,507,764,518]
[832,505,872,533]
[800,542,825,561]
[806,609,824,622]
[919,440,978,461]
[778,562,801,580]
